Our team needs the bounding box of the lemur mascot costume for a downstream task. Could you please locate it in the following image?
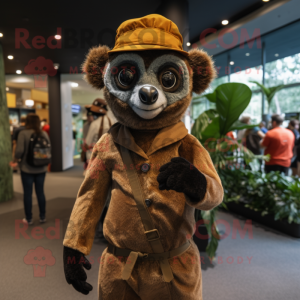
[63,14,223,300]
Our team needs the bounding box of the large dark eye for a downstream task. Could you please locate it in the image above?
[115,65,137,90]
[161,71,176,89]
[118,69,135,87]
[158,66,181,92]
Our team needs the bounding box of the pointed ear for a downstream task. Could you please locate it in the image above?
[82,45,110,90]
[188,49,216,94]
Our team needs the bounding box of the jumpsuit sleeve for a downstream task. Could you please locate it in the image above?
[63,133,112,255]
[179,134,224,211]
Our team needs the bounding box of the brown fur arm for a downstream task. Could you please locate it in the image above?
[63,134,112,255]
[179,134,223,210]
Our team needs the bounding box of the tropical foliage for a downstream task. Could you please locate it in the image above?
[249,81,285,114]
[191,82,262,258]
[220,167,300,224]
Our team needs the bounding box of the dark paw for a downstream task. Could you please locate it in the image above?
[157,157,207,202]
[63,246,93,295]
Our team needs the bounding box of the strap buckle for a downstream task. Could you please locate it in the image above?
[145,229,160,242]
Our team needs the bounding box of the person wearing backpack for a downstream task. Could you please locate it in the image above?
[14,113,51,225]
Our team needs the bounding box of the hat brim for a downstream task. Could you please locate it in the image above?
[90,105,107,114]
[108,44,189,56]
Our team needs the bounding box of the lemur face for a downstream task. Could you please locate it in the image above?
[83,47,216,130]
[103,53,189,120]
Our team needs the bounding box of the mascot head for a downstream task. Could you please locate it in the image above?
[83,14,216,130]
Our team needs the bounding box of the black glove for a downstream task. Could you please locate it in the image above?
[157,157,207,203]
[63,246,93,295]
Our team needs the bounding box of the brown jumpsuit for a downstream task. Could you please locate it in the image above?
[63,121,223,300]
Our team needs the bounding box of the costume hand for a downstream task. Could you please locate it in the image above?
[157,157,207,202]
[63,246,93,295]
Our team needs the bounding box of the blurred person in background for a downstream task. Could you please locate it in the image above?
[237,116,251,145]
[81,102,102,176]
[13,114,51,225]
[245,125,265,155]
[85,99,113,163]
[297,136,300,177]
[287,119,300,176]
[245,125,265,171]
[41,118,50,136]
[259,121,268,134]
[12,116,27,143]
[72,122,77,156]
[82,105,95,141]
[287,119,300,138]
[85,99,113,243]
[260,114,294,175]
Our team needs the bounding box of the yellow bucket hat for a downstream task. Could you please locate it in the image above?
[108,14,188,56]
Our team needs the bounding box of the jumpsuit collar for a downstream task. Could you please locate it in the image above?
[110,121,188,159]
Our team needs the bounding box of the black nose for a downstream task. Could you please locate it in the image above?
[139,86,158,105]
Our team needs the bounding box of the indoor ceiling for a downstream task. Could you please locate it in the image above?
[0,0,279,75]
[5,75,46,91]
[5,74,103,105]
[0,0,161,74]
[188,0,270,42]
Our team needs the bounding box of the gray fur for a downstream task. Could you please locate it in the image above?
[104,53,145,102]
[104,53,189,112]
[146,54,189,105]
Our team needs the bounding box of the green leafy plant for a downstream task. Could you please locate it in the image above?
[220,167,300,224]
[249,81,285,114]
[192,83,255,142]
[192,83,261,171]
[192,82,268,258]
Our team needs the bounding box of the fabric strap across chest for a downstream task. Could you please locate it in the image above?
[120,145,174,282]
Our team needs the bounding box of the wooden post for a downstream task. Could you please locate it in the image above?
[0,43,13,202]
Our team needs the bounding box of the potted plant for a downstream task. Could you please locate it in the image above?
[192,82,267,257]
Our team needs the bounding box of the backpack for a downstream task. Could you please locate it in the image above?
[27,132,51,167]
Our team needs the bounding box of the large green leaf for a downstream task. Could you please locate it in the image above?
[249,81,285,106]
[268,85,285,104]
[216,83,252,135]
[191,109,218,141]
[202,91,217,103]
[229,120,258,132]
[249,81,270,95]
[200,116,220,143]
